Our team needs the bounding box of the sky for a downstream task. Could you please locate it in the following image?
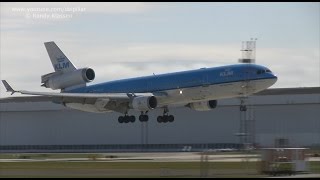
[0,2,319,98]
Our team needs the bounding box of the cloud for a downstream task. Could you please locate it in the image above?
[1,31,319,99]
[256,47,320,88]
[77,43,240,65]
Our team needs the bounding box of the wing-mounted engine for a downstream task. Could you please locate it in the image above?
[131,96,158,111]
[187,100,217,111]
[41,68,95,90]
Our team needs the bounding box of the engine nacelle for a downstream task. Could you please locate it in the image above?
[41,68,95,90]
[131,96,158,111]
[188,100,217,111]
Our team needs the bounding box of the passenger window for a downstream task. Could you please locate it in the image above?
[257,70,262,74]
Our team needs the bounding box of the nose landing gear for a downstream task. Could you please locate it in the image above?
[240,99,247,112]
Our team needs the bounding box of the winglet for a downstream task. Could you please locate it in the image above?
[1,80,17,95]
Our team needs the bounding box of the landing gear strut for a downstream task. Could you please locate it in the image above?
[240,105,247,112]
[157,107,174,123]
[240,99,247,112]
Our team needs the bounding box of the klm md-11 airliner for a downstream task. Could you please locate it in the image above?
[2,42,277,123]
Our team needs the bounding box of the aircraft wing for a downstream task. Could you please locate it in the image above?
[1,80,161,114]
[0,96,53,103]
[2,80,166,115]
[2,80,130,100]
[19,90,131,100]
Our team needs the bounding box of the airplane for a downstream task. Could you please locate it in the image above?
[2,41,277,124]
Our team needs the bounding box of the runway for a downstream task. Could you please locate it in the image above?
[0,152,260,162]
[1,152,319,163]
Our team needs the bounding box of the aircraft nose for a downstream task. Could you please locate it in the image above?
[269,73,278,86]
[272,73,278,81]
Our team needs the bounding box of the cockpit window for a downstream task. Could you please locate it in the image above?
[257,70,265,74]
[257,69,272,74]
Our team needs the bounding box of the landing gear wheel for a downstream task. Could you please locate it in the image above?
[118,116,124,123]
[124,116,130,123]
[130,115,136,123]
[157,107,175,123]
[157,116,163,123]
[168,115,174,122]
[162,115,169,123]
[139,115,149,122]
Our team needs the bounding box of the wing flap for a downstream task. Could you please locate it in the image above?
[19,90,130,100]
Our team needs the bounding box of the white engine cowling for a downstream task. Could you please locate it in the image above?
[188,100,217,111]
[42,68,95,90]
[131,96,158,111]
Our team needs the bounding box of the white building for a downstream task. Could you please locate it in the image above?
[0,87,319,153]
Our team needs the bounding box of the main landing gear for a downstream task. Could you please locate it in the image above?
[157,108,174,123]
[117,108,175,124]
[139,111,149,122]
[118,111,149,123]
[118,115,135,123]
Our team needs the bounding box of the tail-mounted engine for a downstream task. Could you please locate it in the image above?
[41,68,95,90]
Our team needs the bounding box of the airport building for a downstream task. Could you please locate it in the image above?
[0,87,319,153]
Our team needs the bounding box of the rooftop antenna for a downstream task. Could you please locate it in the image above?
[239,38,257,64]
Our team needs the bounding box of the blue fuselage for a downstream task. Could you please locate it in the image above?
[68,64,277,94]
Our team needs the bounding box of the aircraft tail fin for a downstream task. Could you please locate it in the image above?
[42,42,93,92]
[44,41,77,73]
